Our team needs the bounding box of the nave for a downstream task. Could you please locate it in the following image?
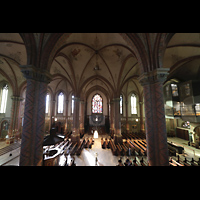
[1,133,200,166]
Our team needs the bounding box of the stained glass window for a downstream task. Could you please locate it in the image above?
[92,94,103,114]
[58,92,64,114]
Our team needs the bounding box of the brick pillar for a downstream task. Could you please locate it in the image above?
[138,68,169,166]
[19,65,51,166]
[71,96,80,144]
[113,97,122,144]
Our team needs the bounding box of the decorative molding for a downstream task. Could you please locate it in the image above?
[138,68,169,86]
[20,65,52,83]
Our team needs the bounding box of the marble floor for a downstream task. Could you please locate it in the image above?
[1,135,200,166]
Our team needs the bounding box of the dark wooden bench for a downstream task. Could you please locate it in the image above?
[167,141,184,154]
[69,143,77,155]
[109,139,117,155]
[140,157,148,166]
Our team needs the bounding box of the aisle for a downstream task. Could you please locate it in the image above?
[73,134,147,166]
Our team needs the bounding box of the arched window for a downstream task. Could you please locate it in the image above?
[92,94,103,114]
[72,95,74,114]
[120,94,123,114]
[131,93,137,114]
[0,84,8,113]
[45,93,50,114]
[58,92,64,114]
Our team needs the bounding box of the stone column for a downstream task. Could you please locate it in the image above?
[65,100,69,132]
[138,68,169,166]
[113,97,122,144]
[139,101,145,133]
[19,65,52,166]
[9,96,23,139]
[71,96,80,144]
[125,101,129,133]
[80,100,85,134]
[51,99,56,127]
[109,101,114,133]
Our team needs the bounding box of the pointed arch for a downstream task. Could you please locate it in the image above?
[92,93,103,114]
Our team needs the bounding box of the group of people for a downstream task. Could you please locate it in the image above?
[116,157,133,166]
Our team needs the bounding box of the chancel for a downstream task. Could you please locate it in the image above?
[93,130,98,139]
[1,33,200,166]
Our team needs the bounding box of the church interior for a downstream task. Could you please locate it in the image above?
[0,33,200,166]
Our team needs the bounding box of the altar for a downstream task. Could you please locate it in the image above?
[89,114,105,126]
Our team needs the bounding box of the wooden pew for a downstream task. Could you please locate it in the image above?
[171,158,184,166]
[76,139,85,156]
[109,139,117,156]
[132,157,139,166]
[88,138,94,149]
[101,138,106,149]
[126,140,138,156]
[140,157,148,166]
[85,138,90,148]
[105,138,109,148]
[189,158,199,166]
[64,142,73,155]
[69,143,77,155]
[134,140,147,156]
[167,141,184,154]
[169,162,177,166]
[121,144,128,156]
[116,144,124,156]
[128,139,142,156]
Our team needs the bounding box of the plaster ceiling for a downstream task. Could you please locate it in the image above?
[0,33,26,94]
[164,33,200,82]
[50,33,139,99]
[0,33,199,100]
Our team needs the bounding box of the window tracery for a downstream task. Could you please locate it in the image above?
[92,94,103,114]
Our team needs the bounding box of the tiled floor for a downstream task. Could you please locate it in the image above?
[1,135,200,166]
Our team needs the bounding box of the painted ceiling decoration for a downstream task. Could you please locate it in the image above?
[0,33,199,102]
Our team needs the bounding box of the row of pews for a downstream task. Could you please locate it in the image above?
[169,155,200,166]
[101,137,147,157]
[122,132,146,140]
[168,141,184,156]
[117,157,148,166]
[43,137,94,166]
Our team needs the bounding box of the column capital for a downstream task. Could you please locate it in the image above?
[138,68,169,86]
[113,97,120,102]
[72,96,80,102]
[20,65,52,83]
[11,95,23,101]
